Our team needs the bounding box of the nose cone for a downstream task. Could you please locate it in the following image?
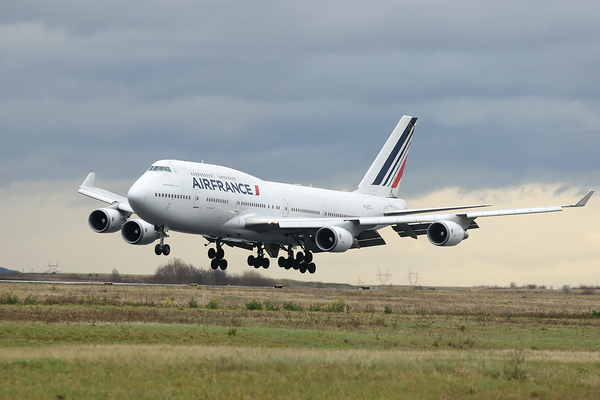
[127,184,146,210]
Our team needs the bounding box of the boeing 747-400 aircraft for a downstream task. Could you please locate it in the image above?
[79,116,593,274]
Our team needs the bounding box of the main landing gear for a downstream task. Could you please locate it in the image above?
[208,242,228,270]
[154,226,170,256]
[247,243,270,269]
[205,241,317,274]
[278,247,316,274]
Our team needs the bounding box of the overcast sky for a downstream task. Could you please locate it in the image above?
[1,1,598,287]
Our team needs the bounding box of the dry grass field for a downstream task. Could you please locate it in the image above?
[1,281,600,399]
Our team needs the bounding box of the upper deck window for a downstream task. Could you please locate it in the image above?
[148,166,172,172]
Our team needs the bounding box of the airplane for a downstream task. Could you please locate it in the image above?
[79,116,594,274]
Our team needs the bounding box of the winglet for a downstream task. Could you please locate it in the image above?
[568,191,594,208]
[81,172,96,189]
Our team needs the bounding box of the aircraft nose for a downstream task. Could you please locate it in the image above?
[127,184,146,209]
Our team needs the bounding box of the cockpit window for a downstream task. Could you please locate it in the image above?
[147,166,172,172]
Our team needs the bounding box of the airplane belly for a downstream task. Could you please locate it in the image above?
[165,201,234,236]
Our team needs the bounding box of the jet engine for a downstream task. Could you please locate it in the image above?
[121,219,160,245]
[88,208,127,233]
[315,226,354,252]
[427,221,469,247]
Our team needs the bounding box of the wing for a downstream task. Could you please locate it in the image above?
[78,172,134,213]
[244,191,594,239]
[243,202,494,231]
[360,190,594,228]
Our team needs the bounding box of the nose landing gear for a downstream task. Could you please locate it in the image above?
[154,226,170,256]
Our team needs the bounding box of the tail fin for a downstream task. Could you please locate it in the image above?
[355,116,417,198]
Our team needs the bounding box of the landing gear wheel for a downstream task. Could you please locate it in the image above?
[262,258,270,269]
[208,248,216,259]
[299,265,307,274]
[155,244,162,256]
[211,259,219,270]
[307,262,316,274]
[247,255,255,266]
[296,252,304,263]
[304,251,313,263]
[278,256,286,268]
[219,259,228,270]
[162,244,170,256]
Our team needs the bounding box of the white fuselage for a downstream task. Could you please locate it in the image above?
[127,159,407,245]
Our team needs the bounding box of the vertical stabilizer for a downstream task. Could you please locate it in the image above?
[355,116,417,198]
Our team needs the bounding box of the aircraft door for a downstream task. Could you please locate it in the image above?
[282,199,289,217]
[193,189,200,209]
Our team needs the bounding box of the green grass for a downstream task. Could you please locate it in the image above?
[1,313,600,352]
[1,282,600,398]
[1,345,599,399]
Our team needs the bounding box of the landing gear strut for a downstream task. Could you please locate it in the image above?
[154,226,170,256]
[277,247,316,274]
[247,243,270,269]
[207,241,227,270]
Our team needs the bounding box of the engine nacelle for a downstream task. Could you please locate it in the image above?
[315,226,354,252]
[427,221,469,247]
[88,208,126,233]
[121,219,160,245]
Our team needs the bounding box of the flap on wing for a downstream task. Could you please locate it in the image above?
[356,230,386,248]
[393,223,429,239]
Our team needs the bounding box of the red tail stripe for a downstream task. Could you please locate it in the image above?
[391,157,407,189]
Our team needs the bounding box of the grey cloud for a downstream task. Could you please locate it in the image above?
[0,1,599,193]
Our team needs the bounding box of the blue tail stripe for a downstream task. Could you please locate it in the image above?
[372,118,417,186]
[381,129,413,187]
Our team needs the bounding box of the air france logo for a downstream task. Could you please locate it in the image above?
[192,177,260,196]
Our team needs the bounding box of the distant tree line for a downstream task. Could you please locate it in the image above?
[152,258,277,286]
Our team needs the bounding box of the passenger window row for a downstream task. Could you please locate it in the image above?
[155,193,190,200]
